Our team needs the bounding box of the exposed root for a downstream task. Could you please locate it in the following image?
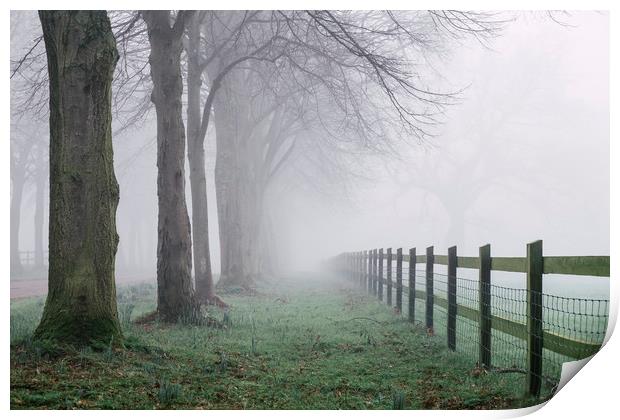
[204,295,230,309]
[132,309,225,329]
[133,311,158,325]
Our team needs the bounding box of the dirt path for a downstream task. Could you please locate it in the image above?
[10,276,155,300]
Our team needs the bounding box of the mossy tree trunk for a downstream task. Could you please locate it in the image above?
[143,11,199,322]
[34,11,122,344]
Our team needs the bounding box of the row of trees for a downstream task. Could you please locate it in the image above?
[12,10,505,343]
[10,120,47,275]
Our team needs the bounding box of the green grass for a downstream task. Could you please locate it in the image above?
[10,274,544,409]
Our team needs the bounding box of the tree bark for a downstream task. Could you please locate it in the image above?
[143,11,198,322]
[34,11,122,344]
[186,14,216,303]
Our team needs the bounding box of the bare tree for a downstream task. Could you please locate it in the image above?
[392,40,568,247]
[33,139,48,269]
[142,10,199,321]
[191,10,505,290]
[185,12,218,304]
[9,123,36,275]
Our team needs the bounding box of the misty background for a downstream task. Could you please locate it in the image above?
[10,11,609,297]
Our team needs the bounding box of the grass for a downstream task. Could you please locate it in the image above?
[10,274,545,409]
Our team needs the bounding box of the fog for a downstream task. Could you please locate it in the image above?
[274,13,609,267]
[11,11,608,297]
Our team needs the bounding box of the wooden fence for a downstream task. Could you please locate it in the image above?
[337,240,610,398]
[18,250,49,267]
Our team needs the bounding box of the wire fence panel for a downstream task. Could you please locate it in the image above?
[338,243,609,398]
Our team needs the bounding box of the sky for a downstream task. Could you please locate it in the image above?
[272,11,609,270]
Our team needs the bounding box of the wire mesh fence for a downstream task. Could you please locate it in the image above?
[338,243,609,398]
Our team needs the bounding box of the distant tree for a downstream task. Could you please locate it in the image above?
[185,12,217,304]
[34,11,122,343]
[192,11,505,291]
[33,139,48,269]
[392,40,567,247]
[9,123,35,275]
[10,10,151,276]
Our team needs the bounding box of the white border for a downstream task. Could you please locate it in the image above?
[3,2,615,419]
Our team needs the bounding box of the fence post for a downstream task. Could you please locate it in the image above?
[378,249,384,301]
[353,252,358,285]
[359,252,364,288]
[347,253,352,282]
[360,251,364,290]
[386,248,393,306]
[351,252,355,283]
[408,248,416,323]
[527,240,544,398]
[479,244,492,368]
[350,253,354,282]
[426,246,434,331]
[367,250,373,295]
[396,248,403,314]
[373,249,378,296]
[447,246,457,351]
[355,252,358,287]
[368,249,373,295]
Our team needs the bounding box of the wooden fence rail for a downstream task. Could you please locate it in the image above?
[17,250,49,267]
[336,240,609,398]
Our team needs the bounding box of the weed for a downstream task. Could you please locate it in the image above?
[157,380,182,406]
[78,346,93,366]
[103,336,115,362]
[119,303,135,327]
[56,359,68,374]
[222,311,232,327]
[142,362,158,375]
[217,352,228,373]
[392,390,406,409]
[251,335,258,356]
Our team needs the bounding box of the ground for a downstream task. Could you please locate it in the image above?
[10,273,542,409]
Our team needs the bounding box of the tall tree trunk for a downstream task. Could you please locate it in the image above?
[209,70,295,289]
[34,11,122,344]
[10,170,25,275]
[34,143,46,269]
[143,11,198,322]
[186,14,215,302]
[211,71,262,291]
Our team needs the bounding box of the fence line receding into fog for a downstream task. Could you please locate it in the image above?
[333,240,610,398]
